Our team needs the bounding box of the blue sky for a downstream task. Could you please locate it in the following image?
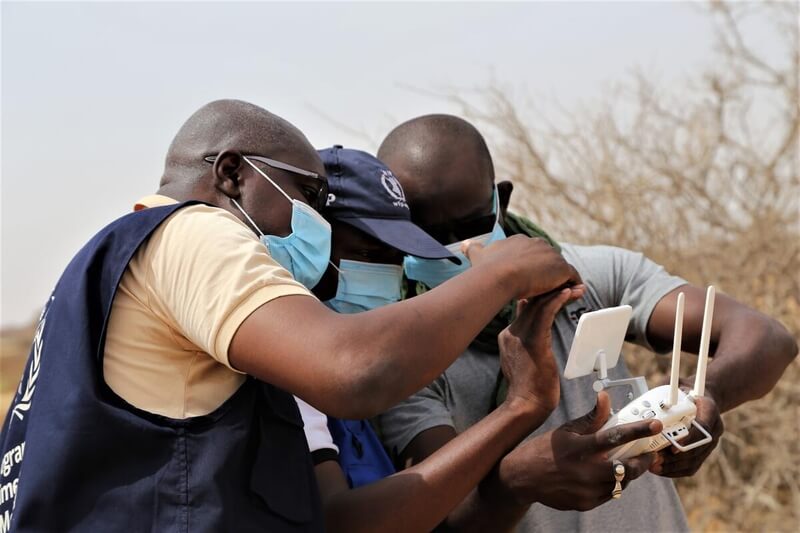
[0,1,780,326]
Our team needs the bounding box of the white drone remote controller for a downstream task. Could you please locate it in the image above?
[564,287,716,461]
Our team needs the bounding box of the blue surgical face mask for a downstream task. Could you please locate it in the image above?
[325,259,403,314]
[403,187,505,288]
[232,156,332,289]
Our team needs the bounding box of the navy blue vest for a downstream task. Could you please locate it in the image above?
[327,418,395,489]
[0,203,323,532]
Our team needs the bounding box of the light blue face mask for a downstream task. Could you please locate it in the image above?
[403,187,505,288]
[232,156,332,290]
[325,259,403,314]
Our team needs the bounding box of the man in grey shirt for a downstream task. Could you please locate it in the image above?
[375,114,798,532]
[380,242,689,532]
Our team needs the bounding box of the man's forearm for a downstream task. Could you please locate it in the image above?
[436,471,530,533]
[649,288,798,414]
[698,314,797,413]
[232,238,583,419]
[323,400,546,533]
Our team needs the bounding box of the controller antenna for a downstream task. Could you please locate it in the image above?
[692,286,715,399]
[664,292,685,408]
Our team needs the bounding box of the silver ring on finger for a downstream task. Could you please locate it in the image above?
[612,460,625,499]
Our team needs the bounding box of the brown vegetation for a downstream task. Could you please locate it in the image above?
[448,2,799,531]
[1,322,36,422]
[1,2,796,531]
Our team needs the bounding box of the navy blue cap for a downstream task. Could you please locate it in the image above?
[318,145,456,261]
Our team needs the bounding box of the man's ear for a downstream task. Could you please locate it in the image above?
[213,150,245,200]
[497,180,513,213]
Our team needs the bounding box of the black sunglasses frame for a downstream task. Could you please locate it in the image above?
[421,211,498,245]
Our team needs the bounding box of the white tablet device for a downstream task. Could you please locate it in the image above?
[564,305,632,379]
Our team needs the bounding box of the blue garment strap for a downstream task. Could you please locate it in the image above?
[327,417,395,489]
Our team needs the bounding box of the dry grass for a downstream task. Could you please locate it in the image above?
[0,322,36,417]
[1,2,797,531]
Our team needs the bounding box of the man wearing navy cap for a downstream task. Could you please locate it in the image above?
[313,145,460,302]
[290,146,659,533]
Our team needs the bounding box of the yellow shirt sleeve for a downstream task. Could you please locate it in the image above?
[143,204,314,369]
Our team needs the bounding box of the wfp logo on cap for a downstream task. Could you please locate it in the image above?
[380,170,409,209]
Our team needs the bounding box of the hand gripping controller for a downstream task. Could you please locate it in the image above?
[566,287,717,461]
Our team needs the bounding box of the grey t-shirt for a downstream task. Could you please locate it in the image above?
[376,243,690,533]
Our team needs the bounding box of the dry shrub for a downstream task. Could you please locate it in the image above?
[0,322,37,420]
[1,2,796,530]
[451,2,799,531]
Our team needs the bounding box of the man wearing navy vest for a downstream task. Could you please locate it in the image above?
[0,100,585,532]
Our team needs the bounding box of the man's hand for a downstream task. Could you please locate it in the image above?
[650,395,723,477]
[486,392,662,511]
[464,236,582,299]
[499,287,584,418]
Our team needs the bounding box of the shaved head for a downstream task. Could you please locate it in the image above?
[377,114,494,191]
[161,99,318,187]
[377,114,496,233]
[157,99,325,241]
